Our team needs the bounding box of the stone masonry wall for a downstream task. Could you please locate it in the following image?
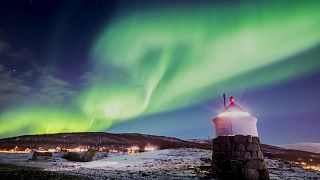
[212,135,269,180]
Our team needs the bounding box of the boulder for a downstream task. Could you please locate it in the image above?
[32,151,52,160]
[251,151,258,159]
[236,144,246,151]
[63,151,106,162]
[234,135,247,143]
[258,169,270,180]
[246,160,265,170]
[242,168,259,180]
[220,142,232,151]
[246,143,254,151]
[244,152,252,160]
[246,136,253,143]
[257,151,265,160]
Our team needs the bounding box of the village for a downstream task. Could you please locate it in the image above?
[0,144,159,162]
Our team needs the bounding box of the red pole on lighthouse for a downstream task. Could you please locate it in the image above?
[223,93,226,110]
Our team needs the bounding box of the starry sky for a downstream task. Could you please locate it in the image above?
[0,0,319,145]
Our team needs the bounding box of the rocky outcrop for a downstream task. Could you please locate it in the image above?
[32,151,52,160]
[63,151,108,162]
[212,135,269,180]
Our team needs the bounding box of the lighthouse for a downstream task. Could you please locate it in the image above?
[212,94,258,137]
[211,94,269,180]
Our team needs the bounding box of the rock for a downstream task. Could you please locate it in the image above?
[217,160,231,169]
[257,151,264,160]
[252,137,260,144]
[220,142,232,151]
[200,157,212,164]
[231,151,245,161]
[231,151,238,159]
[212,169,223,178]
[215,152,230,160]
[211,159,217,169]
[212,138,220,144]
[220,170,239,180]
[245,152,252,159]
[230,160,243,170]
[252,144,259,151]
[63,151,97,162]
[234,135,246,143]
[242,168,259,180]
[219,136,231,143]
[213,143,220,151]
[258,169,270,180]
[141,172,149,177]
[32,152,53,160]
[251,151,258,159]
[246,160,265,170]
[236,144,246,151]
[246,136,253,143]
[246,143,254,151]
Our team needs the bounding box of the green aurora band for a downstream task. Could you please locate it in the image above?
[85,1,320,119]
[1,1,320,137]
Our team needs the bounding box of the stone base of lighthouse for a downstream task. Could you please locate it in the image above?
[212,135,269,180]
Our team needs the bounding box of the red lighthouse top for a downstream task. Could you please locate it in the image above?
[218,94,249,117]
[230,96,235,103]
[224,96,246,112]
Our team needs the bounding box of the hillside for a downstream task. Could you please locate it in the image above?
[261,144,320,166]
[279,143,320,154]
[0,132,211,150]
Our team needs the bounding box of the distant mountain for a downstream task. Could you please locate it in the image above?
[279,143,320,154]
[0,132,211,150]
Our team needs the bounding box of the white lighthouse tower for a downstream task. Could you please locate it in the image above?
[211,94,269,179]
[212,94,258,137]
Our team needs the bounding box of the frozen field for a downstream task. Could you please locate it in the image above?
[0,148,211,179]
[0,148,319,179]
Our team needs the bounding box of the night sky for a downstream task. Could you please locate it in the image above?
[0,0,319,145]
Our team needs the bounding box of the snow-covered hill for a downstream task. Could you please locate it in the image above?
[279,143,320,154]
[0,132,211,150]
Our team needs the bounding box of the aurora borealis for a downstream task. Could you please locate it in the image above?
[0,0,319,144]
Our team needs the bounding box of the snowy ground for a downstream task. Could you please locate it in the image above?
[267,158,320,180]
[0,148,211,179]
[0,148,319,179]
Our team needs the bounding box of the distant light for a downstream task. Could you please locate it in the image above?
[217,111,250,117]
[144,145,158,152]
[127,146,140,153]
[74,147,88,152]
[129,146,139,150]
[48,148,56,152]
